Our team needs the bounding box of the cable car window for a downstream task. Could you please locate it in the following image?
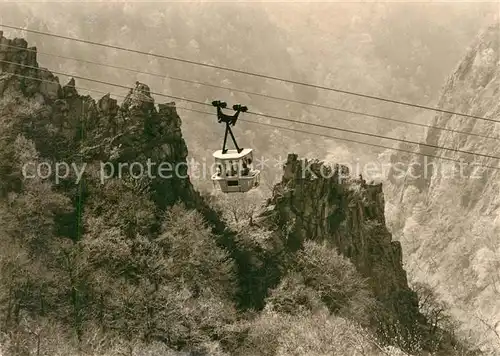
[241,161,250,176]
[231,162,238,176]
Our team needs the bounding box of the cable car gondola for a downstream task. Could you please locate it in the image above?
[210,100,260,193]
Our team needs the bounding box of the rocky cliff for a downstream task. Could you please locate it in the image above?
[262,154,427,343]
[384,22,500,352]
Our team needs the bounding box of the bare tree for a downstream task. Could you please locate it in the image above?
[212,190,265,226]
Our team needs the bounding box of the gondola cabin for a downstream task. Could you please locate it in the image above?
[211,148,260,193]
[210,100,260,193]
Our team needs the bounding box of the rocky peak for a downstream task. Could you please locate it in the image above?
[63,77,79,98]
[264,153,423,336]
[122,80,155,114]
[0,32,199,210]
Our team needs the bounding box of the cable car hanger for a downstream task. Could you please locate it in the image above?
[212,100,248,154]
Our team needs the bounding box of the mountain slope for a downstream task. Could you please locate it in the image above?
[384,22,500,353]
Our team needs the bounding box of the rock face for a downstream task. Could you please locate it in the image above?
[265,154,422,334]
[384,23,500,350]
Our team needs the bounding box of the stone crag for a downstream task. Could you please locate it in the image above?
[264,154,425,341]
[0,31,202,210]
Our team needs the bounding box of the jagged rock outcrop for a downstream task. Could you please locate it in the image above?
[384,22,500,351]
[121,81,155,114]
[264,154,423,335]
[0,31,209,214]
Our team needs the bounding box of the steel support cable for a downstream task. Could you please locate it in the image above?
[177,107,500,172]
[3,62,500,162]
[2,43,498,141]
[0,23,496,122]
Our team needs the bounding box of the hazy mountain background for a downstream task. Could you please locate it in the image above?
[0,0,499,353]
